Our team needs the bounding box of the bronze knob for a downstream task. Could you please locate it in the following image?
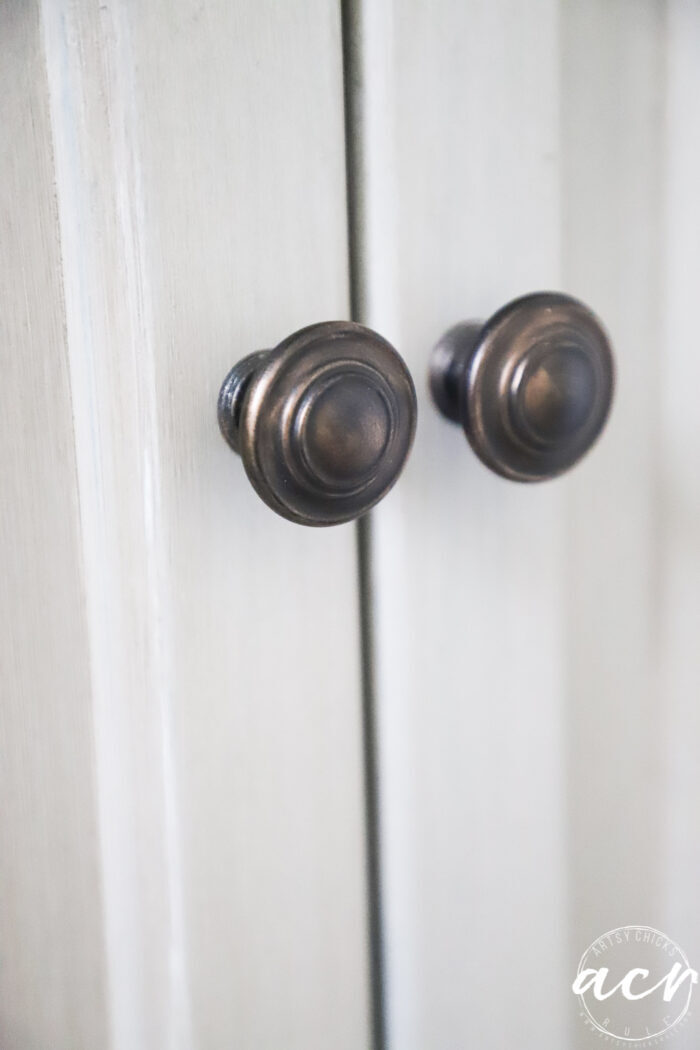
[429,292,614,481]
[218,321,416,525]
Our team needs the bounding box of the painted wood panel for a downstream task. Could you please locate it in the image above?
[356,1,700,1047]
[0,7,109,1048]
[658,0,700,986]
[561,0,668,978]
[353,4,567,1046]
[2,2,370,1048]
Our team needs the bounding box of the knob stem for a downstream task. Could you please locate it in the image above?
[429,322,482,424]
[218,350,271,454]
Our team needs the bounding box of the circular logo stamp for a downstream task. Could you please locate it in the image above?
[572,926,697,1044]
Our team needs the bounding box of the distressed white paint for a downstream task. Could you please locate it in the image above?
[0,7,108,1048]
[4,2,700,1049]
[357,1,700,1048]
[1,2,369,1049]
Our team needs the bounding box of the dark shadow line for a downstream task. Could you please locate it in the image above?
[341,3,386,1049]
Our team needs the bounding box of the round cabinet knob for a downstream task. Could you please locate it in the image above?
[218,321,416,525]
[429,292,615,481]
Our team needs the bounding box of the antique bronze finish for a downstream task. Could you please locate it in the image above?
[429,292,615,481]
[218,321,417,525]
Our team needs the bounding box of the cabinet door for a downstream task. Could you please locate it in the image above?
[351,1,700,1048]
[0,4,369,1048]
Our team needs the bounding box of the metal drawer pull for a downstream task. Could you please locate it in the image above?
[429,292,614,481]
[218,321,416,525]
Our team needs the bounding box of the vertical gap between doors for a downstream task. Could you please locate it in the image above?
[341,3,386,1049]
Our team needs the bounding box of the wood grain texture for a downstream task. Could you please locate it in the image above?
[0,5,109,1049]
[3,2,370,1048]
[356,1,700,1048]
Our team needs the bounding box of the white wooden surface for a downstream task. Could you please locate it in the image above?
[0,7,109,1047]
[659,0,700,975]
[561,0,668,980]
[4,2,700,1048]
[356,1,700,1048]
[1,3,370,1048]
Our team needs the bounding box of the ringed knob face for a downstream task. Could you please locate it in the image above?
[432,292,614,481]
[219,322,416,525]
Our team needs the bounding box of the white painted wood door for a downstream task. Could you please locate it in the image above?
[353,1,700,1048]
[3,2,700,1050]
[1,3,370,1049]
